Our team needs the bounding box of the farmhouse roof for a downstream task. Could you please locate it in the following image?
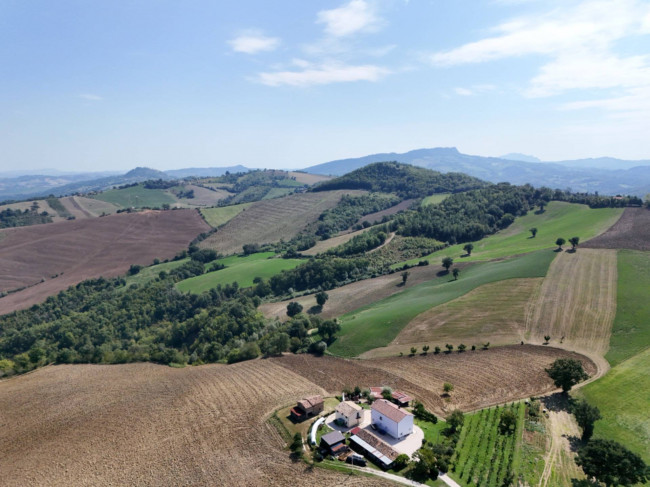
[350,429,399,465]
[298,395,323,409]
[391,391,412,404]
[372,399,412,423]
[369,387,384,398]
[321,430,345,447]
[336,401,362,417]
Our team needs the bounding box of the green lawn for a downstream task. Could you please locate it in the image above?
[329,250,556,357]
[416,418,448,445]
[263,187,295,199]
[92,185,175,208]
[606,250,650,367]
[421,193,450,206]
[579,348,650,463]
[176,252,303,293]
[124,258,189,287]
[397,202,623,267]
[200,203,252,228]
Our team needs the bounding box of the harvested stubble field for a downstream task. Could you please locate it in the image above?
[259,262,458,322]
[376,278,543,356]
[60,195,119,219]
[0,209,210,314]
[355,198,415,226]
[199,190,365,256]
[0,362,387,487]
[176,184,231,207]
[273,345,597,415]
[288,171,332,185]
[302,227,370,256]
[582,207,650,251]
[524,249,618,357]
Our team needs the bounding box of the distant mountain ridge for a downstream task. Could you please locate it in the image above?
[304,148,650,196]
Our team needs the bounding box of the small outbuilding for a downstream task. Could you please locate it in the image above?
[320,430,346,456]
[371,399,414,439]
[391,391,413,407]
[291,395,324,421]
[335,401,363,428]
[349,429,399,469]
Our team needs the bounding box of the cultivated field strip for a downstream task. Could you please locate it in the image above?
[199,190,365,255]
[0,209,210,314]
[0,362,386,487]
[525,249,617,356]
[582,207,650,251]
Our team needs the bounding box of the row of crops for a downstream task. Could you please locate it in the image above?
[452,403,524,487]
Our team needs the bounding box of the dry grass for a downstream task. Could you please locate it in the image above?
[0,209,210,314]
[302,227,370,256]
[363,278,542,357]
[0,362,386,487]
[200,190,365,256]
[288,171,332,185]
[525,249,617,357]
[175,184,232,207]
[61,196,119,218]
[356,199,415,226]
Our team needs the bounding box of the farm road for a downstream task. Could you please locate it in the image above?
[346,464,461,487]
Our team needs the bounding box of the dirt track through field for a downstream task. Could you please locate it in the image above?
[0,209,209,314]
[525,249,617,359]
[200,190,365,256]
[0,362,387,487]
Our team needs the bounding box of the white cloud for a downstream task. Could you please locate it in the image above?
[79,94,102,101]
[317,0,380,37]
[257,62,390,87]
[455,87,474,96]
[229,32,280,54]
[454,85,496,96]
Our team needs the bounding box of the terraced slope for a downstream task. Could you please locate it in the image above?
[199,190,365,256]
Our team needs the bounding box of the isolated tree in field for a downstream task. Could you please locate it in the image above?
[445,343,454,353]
[452,268,460,280]
[458,343,467,352]
[317,319,341,342]
[544,335,551,344]
[410,346,417,356]
[576,439,648,487]
[571,399,601,441]
[422,345,430,354]
[483,342,490,350]
[442,257,454,272]
[463,243,474,256]
[529,227,538,238]
[446,409,465,432]
[290,432,302,453]
[556,237,566,250]
[286,301,303,317]
[569,236,580,250]
[545,358,589,393]
[443,382,454,394]
[401,271,410,284]
[434,346,441,354]
[315,291,329,307]
[499,409,517,434]
[538,201,546,212]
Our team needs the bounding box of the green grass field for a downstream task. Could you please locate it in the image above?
[92,185,176,208]
[124,258,189,287]
[398,202,622,267]
[606,250,650,367]
[263,187,295,199]
[451,403,524,487]
[329,250,556,357]
[579,348,650,463]
[176,252,303,293]
[421,193,450,206]
[200,203,252,228]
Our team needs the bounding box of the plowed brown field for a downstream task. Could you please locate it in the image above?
[0,209,210,314]
[0,362,386,487]
[200,190,365,256]
[582,207,650,251]
[273,345,597,415]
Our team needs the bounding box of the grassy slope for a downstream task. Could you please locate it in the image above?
[176,252,303,293]
[421,193,450,206]
[124,259,189,287]
[200,203,252,228]
[577,250,650,463]
[398,202,623,267]
[92,186,176,208]
[329,250,556,358]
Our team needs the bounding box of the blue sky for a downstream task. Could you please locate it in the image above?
[1,0,649,172]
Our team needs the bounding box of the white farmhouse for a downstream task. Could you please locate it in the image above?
[335,401,363,428]
[371,399,413,439]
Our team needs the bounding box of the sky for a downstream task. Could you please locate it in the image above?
[1,0,649,172]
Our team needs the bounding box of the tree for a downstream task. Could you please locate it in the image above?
[401,271,410,284]
[556,237,566,250]
[422,345,430,354]
[286,301,303,317]
[382,387,393,400]
[315,291,329,307]
[571,399,601,441]
[410,346,417,356]
[499,409,517,434]
[446,409,464,432]
[530,227,538,238]
[576,439,648,487]
[544,335,551,344]
[569,236,580,250]
[452,268,460,280]
[458,343,467,352]
[483,342,490,350]
[393,453,410,471]
[310,341,327,355]
[290,432,302,453]
[317,319,341,342]
[443,382,454,394]
[442,257,454,272]
[445,343,453,353]
[434,346,441,354]
[538,201,546,212]
[463,243,474,255]
[545,358,589,393]
[412,448,438,481]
